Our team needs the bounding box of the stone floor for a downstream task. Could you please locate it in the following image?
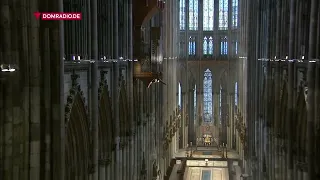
[184,167,229,180]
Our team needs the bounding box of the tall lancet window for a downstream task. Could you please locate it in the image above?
[194,84,197,123]
[235,82,238,111]
[232,0,238,28]
[188,36,196,55]
[179,0,186,30]
[219,0,228,30]
[203,69,213,123]
[235,41,238,54]
[203,37,208,55]
[203,0,214,31]
[203,36,214,55]
[220,37,228,55]
[178,83,182,108]
[189,0,199,30]
[219,85,222,124]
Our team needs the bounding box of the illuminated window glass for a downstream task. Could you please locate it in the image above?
[178,83,182,107]
[220,37,228,55]
[179,0,186,30]
[219,85,222,124]
[219,0,228,30]
[203,69,213,123]
[208,37,213,54]
[232,0,238,28]
[189,0,199,30]
[203,0,214,31]
[203,36,214,55]
[194,85,197,123]
[235,82,238,111]
[203,37,208,55]
[188,36,196,55]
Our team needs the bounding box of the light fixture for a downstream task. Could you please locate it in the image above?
[302,55,305,60]
[1,64,17,72]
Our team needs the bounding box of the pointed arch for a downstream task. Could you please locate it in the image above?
[203,69,213,123]
[296,86,307,158]
[65,86,90,179]
[99,81,114,160]
[119,78,130,137]
[279,81,287,138]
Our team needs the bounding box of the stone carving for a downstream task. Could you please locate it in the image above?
[235,111,246,145]
[98,70,109,100]
[65,71,88,125]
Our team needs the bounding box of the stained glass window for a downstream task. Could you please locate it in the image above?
[203,37,208,55]
[189,0,199,30]
[178,83,182,107]
[232,0,238,28]
[208,37,213,54]
[220,37,228,55]
[235,41,238,54]
[194,84,197,123]
[188,36,196,55]
[180,0,186,30]
[219,85,222,124]
[203,0,214,31]
[203,36,214,55]
[219,0,228,30]
[203,69,213,123]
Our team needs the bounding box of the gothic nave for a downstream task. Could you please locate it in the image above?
[0,0,320,180]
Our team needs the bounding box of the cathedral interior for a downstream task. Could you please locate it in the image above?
[0,0,320,179]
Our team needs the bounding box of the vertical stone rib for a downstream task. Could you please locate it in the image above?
[307,0,318,179]
[1,0,13,179]
[287,0,296,178]
[128,0,134,178]
[91,0,99,177]
[29,0,41,179]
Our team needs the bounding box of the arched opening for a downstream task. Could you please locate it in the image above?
[194,84,197,123]
[65,93,90,179]
[178,82,182,108]
[203,69,213,123]
[99,86,114,160]
[119,80,130,137]
[296,87,307,160]
[279,82,288,139]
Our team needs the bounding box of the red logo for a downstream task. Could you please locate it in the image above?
[34,12,82,20]
[33,12,41,19]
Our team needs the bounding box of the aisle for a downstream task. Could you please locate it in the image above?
[185,167,229,180]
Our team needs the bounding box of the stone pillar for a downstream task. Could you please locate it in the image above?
[307,0,319,179]
[29,0,41,179]
[99,160,106,180]
[287,0,297,178]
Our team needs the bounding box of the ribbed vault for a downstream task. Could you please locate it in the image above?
[65,93,90,179]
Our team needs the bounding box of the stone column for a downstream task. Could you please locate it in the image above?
[29,0,41,179]
[99,160,106,180]
[287,0,297,178]
[307,0,319,179]
[91,0,99,176]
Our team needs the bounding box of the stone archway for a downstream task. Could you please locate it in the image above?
[65,87,91,179]
[99,83,114,162]
[279,80,288,139]
[296,86,307,161]
[119,79,130,139]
